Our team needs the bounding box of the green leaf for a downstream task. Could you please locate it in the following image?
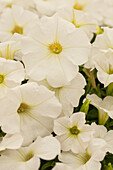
[106,83,113,96]
[41,161,55,170]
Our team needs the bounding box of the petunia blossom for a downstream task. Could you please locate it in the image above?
[21,14,90,87]
[0,82,62,145]
[0,135,61,170]
[54,112,93,153]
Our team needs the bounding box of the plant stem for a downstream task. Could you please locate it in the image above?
[83,68,97,89]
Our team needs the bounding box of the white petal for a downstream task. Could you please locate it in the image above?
[54,117,70,135]
[0,133,23,151]
[53,163,74,170]
[20,112,54,146]
[70,112,86,129]
[105,130,113,153]
[61,73,86,107]
[34,136,61,160]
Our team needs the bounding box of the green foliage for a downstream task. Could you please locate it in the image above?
[106,83,113,96]
[101,153,113,170]
[39,157,59,170]
[0,128,6,137]
[105,118,113,131]
[40,161,55,170]
[86,105,98,124]
[79,66,113,169]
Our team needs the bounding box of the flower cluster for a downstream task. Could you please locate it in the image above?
[0,0,113,170]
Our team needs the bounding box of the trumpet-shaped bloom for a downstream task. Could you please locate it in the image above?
[54,112,93,153]
[22,14,90,87]
[96,51,113,87]
[0,5,39,42]
[61,0,104,24]
[86,94,109,125]
[0,57,25,98]
[91,123,113,154]
[87,94,113,120]
[61,0,91,11]
[38,73,86,116]
[0,82,62,146]
[0,135,61,170]
[88,28,113,85]
[58,8,97,40]
[93,27,113,52]
[57,139,106,170]
[0,40,21,60]
[0,0,36,13]
[85,21,113,71]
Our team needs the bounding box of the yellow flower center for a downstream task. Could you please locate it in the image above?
[6,3,12,8]
[49,42,62,54]
[12,25,23,35]
[17,103,30,114]
[0,75,4,84]
[69,126,80,135]
[25,152,34,161]
[73,2,83,10]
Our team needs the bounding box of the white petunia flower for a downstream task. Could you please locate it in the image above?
[85,27,113,70]
[21,14,90,87]
[90,28,113,86]
[0,0,36,12]
[0,57,25,98]
[54,112,93,153]
[57,139,106,170]
[0,40,21,60]
[98,96,113,120]
[86,94,113,122]
[0,133,23,151]
[0,135,61,170]
[62,0,91,11]
[61,0,104,25]
[93,27,113,52]
[0,82,61,146]
[94,50,113,87]
[0,5,39,42]
[91,122,113,154]
[38,72,86,116]
[58,8,97,40]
